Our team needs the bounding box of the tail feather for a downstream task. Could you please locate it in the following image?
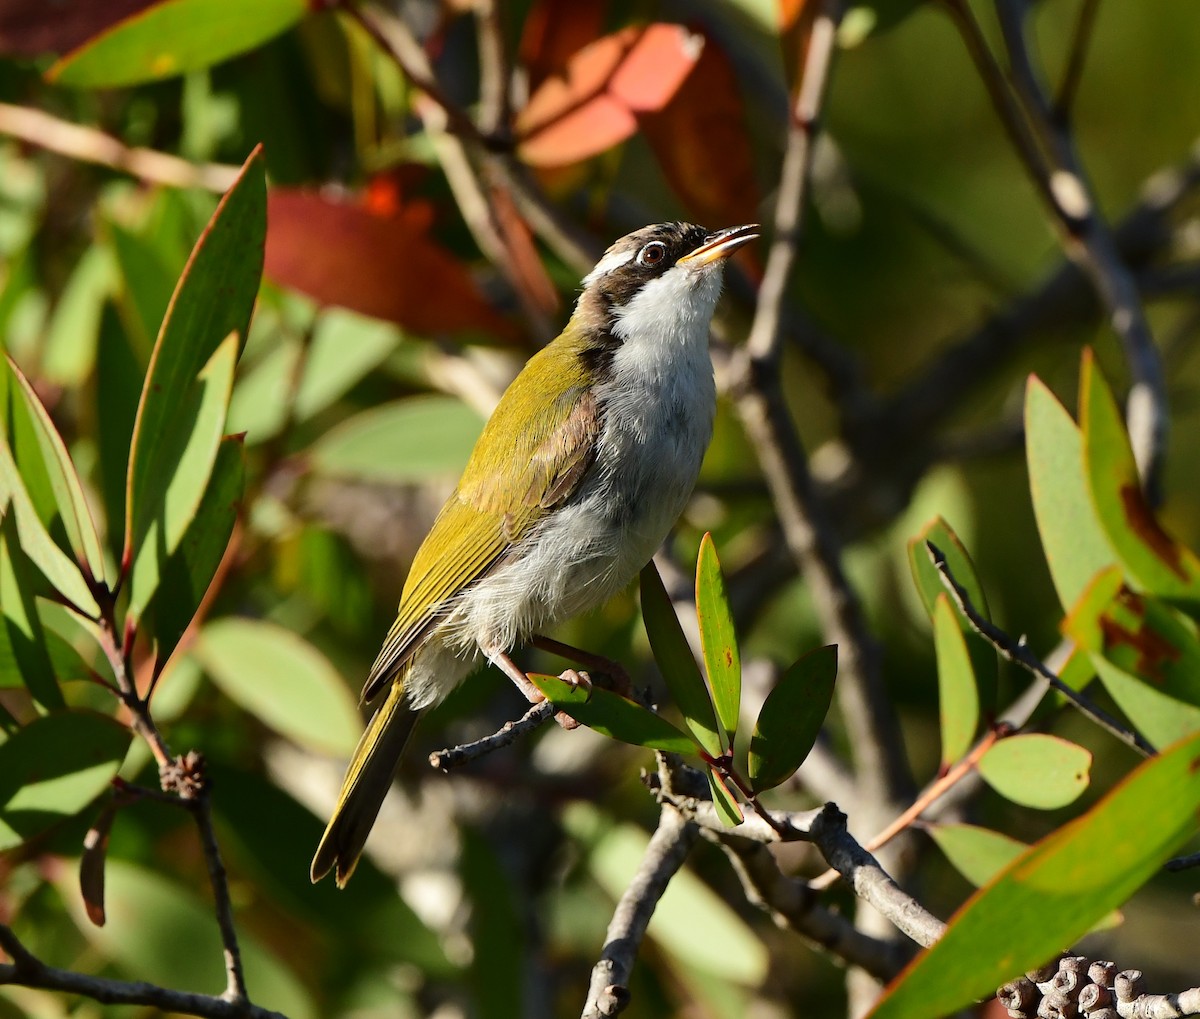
[311,682,422,887]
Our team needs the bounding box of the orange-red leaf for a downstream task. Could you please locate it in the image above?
[518,0,610,90]
[516,23,703,168]
[641,35,761,266]
[264,189,511,337]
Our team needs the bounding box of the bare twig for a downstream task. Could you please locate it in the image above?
[926,541,1157,757]
[0,102,238,192]
[809,727,1003,890]
[1164,850,1200,873]
[1055,0,1101,117]
[808,803,947,949]
[580,806,699,1019]
[732,0,913,824]
[944,0,1169,502]
[97,609,249,1002]
[1117,986,1200,1019]
[0,924,285,1019]
[716,836,913,980]
[429,701,555,770]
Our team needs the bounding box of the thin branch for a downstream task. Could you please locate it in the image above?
[429,701,555,770]
[715,836,913,980]
[808,803,947,949]
[875,140,1200,446]
[0,102,239,192]
[474,0,512,138]
[947,0,1168,502]
[809,727,1003,890]
[580,806,699,1019]
[97,608,249,1002]
[732,0,913,822]
[926,541,1157,757]
[0,924,286,1019]
[1164,850,1200,873]
[1054,0,1101,117]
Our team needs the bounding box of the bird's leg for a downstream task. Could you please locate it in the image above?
[489,649,581,731]
[529,635,632,696]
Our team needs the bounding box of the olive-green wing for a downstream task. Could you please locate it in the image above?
[361,367,600,702]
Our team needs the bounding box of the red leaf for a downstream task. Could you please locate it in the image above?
[642,36,761,259]
[0,0,154,57]
[519,0,610,90]
[264,189,512,337]
[516,23,703,168]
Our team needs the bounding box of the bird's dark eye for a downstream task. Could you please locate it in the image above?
[637,241,667,267]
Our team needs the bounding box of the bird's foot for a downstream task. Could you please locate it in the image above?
[529,636,632,697]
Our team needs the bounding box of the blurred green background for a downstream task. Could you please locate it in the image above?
[3,0,1200,1016]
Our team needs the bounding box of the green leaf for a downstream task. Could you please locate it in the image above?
[0,511,64,711]
[907,518,997,716]
[0,711,130,850]
[1064,565,1200,745]
[307,396,484,483]
[926,823,1028,888]
[58,860,316,1019]
[932,595,980,766]
[124,147,265,570]
[748,644,837,793]
[707,767,744,826]
[95,304,144,559]
[1079,349,1200,608]
[976,734,1091,809]
[529,673,699,754]
[696,533,740,750]
[295,310,401,419]
[193,618,361,758]
[639,562,722,757]
[49,0,309,88]
[140,437,244,665]
[127,333,238,620]
[2,356,107,585]
[868,728,1200,1019]
[1025,374,1114,611]
[41,245,114,387]
[0,440,99,617]
[108,218,180,356]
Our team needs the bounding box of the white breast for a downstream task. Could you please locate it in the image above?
[427,262,722,696]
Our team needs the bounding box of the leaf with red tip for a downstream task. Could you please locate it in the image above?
[264,189,510,337]
[1080,349,1200,608]
[516,23,703,168]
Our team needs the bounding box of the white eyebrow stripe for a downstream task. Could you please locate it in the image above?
[583,248,636,286]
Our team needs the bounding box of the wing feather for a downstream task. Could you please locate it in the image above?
[361,342,604,701]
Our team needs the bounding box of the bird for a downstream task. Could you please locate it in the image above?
[311,221,758,886]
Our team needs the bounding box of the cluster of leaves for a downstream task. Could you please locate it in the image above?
[866,354,1200,1018]
[533,534,839,824]
[3,0,1200,1017]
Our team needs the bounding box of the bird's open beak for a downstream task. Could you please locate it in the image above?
[677,223,759,267]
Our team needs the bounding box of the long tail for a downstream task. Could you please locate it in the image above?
[311,681,422,887]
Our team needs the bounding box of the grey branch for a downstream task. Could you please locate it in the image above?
[716,836,913,980]
[429,701,555,770]
[731,0,913,826]
[988,0,1168,502]
[925,541,1157,758]
[0,924,287,1019]
[808,804,947,949]
[580,806,699,1019]
[1118,987,1200,1019]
